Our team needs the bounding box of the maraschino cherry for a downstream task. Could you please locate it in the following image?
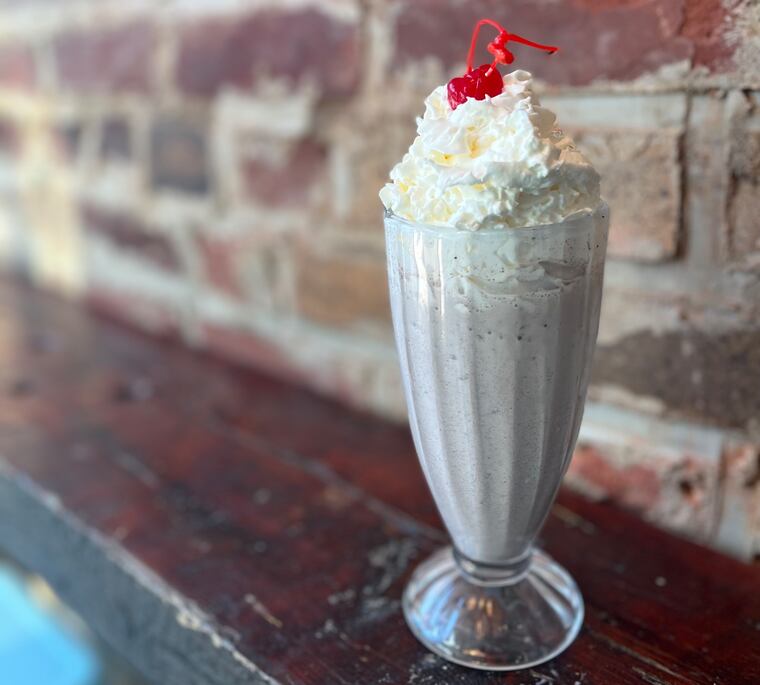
[447,19,558,110]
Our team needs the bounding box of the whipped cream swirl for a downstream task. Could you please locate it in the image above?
[379,70,600,230]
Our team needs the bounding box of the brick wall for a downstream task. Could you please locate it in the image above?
[0,0,758,559]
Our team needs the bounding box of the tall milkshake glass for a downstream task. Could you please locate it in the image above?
[385,203,609,670]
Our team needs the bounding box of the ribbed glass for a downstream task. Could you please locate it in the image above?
[385,204,609,670]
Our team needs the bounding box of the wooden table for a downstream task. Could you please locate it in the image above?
[0,278,758,685]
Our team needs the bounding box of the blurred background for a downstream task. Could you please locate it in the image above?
[0,0,757,570]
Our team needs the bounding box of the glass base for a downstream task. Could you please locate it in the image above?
[402,546,583,671]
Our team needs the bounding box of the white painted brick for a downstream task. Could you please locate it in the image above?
[542,93,687,130]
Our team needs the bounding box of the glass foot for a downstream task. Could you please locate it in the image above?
[402,546,583,671]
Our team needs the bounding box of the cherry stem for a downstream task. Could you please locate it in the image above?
[508,33,559,53]
[465,18,559,73]
[466,19,502,72]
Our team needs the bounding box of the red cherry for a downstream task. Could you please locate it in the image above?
[447,18,558,110]
[447,64,503,110]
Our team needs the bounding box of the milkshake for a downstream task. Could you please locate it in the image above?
[380,19,608,671]
[385,206,606,565]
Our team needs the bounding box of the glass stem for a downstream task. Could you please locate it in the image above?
[453,547,533,587]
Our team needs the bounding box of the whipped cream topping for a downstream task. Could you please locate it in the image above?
[379,70,600,230]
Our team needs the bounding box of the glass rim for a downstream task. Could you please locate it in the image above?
[383,202,608,237]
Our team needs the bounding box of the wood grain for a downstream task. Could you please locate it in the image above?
[0,277,758,685]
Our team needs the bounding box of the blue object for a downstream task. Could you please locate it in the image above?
[0,567,99,685]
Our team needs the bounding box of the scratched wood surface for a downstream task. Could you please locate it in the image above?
[0,278,758,685]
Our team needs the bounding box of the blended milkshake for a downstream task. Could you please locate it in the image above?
[380,70,606,566]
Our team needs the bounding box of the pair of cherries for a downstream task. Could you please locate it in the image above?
[447,19,558,110]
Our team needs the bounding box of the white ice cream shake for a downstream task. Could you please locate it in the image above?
[380,69,607,567]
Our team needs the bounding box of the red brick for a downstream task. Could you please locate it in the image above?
[293,241,390,329]
[729,179,760,263]
[82,204,181,272]
[241,139,327,206]
[392,0,737,85]
[195,234,246,299]
[716,442,760,559]
[727,128,760,265]
[574,129,681,262]
[176,9,358,97]
[681,0,738,70]
[54,22,154,93]
[54,123,83,161]
[568,407,723,541]
[568,443,662,512]
[0,118,19,156]
[87,289,182,337]
[331,107,417,230]
[100,118,132,161]
[0,43,36,89]
[730,127,760,179]
[592,327,760,430]
[150,116,209,195]
[567,439,719,540]
[200,323,303,386]
[194,228,290,309]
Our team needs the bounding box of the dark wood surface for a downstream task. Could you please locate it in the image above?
[0,277,758,685]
